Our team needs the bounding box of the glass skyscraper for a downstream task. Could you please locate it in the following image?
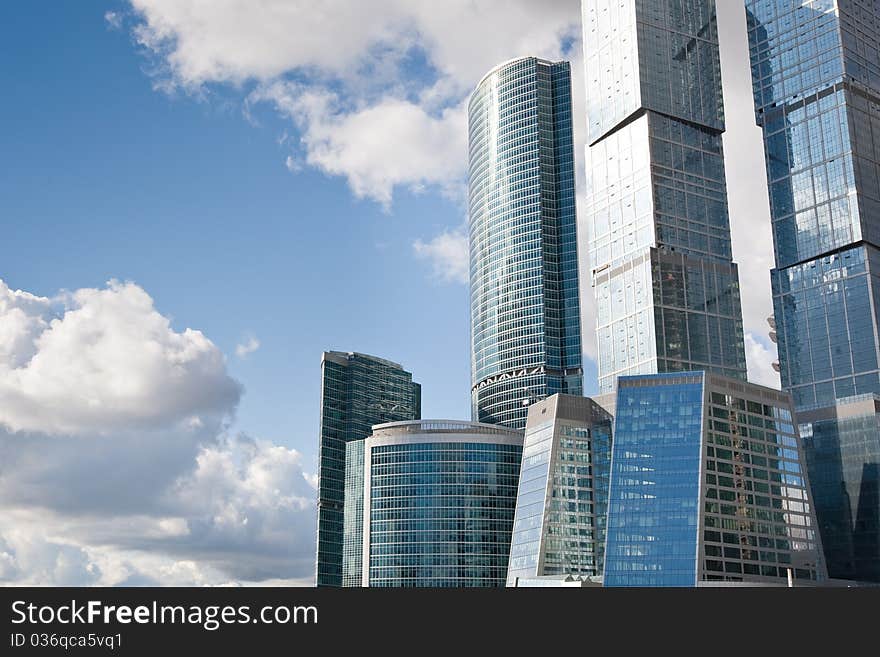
[354,420,523,587]
[469,57,583,430]
[507,394,613,586]
[582,0,748,394]
[315,351,421,587]
[744,0,880,581]
[604,371,826,586]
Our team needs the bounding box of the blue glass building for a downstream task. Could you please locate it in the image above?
[356,420,523,587]
[469,57,583,430]
[507,394,613,586]
[744,0,880,580]
[315,351,421,587]
[582,0,748,394]
[604,372,826,586]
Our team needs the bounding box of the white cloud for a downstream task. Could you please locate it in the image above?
[0,279,316,586]
[0,280,51,369]
[0,279,240,436]
[0,523,100,586]
[250,83,468,207]
[413,227,469,285]
[128,0,579,90]
[129,0,410,87]
[745,332,781,389]
[159,434,317,580]
[235,335,260,359]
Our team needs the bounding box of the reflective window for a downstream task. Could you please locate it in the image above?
[367,439,523,587]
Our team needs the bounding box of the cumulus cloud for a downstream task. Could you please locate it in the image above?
[128,0,579,90]
[0,279,241,436]
[0,279,316,586]
[413,227,470,285]
[165,434,316,581]
[250,83,468,207]
[0,281,51,369]
[235,335,260,359]
[0,522,101,587]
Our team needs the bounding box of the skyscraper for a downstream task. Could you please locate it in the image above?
[604,371,826,586]
[744,0,880,581]
[582,0,748,394]
[469,57,583,430]
[506,394,613,586]
[315,351,421,587]
[354,420,523,587]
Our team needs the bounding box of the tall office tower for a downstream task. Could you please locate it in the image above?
[604,371,827,586]
[355,420,523,587]
[506,394,613,586]
[469,57,583,431]
[582,0,748,394]
[744,0,880,581]
[315,351,421,587]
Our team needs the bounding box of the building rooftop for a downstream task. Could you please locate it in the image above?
[371,419,522,437]
[321,350,404,370]
[471,56,568,103]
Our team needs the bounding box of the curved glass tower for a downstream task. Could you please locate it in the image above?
[469,57,583,430]
[358,420,523,587]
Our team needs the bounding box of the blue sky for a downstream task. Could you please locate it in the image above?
[0,0,779,585]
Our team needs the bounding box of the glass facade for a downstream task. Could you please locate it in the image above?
[605,372,825,586]
[771,246,880,408]
[507,395,612,586]
[469,57,583,430]
[745,0,880,582]
[583,0,748,393]
[604,373,705,586]
[342,439,365,587]
[315,352,421,587]
[800,396,880,581]
[362,421,523,587]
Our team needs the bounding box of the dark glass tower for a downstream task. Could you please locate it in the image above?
[582,0,748,394]
[469,57,584,431]
[745,0,880,581]
[315,351,421,587]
